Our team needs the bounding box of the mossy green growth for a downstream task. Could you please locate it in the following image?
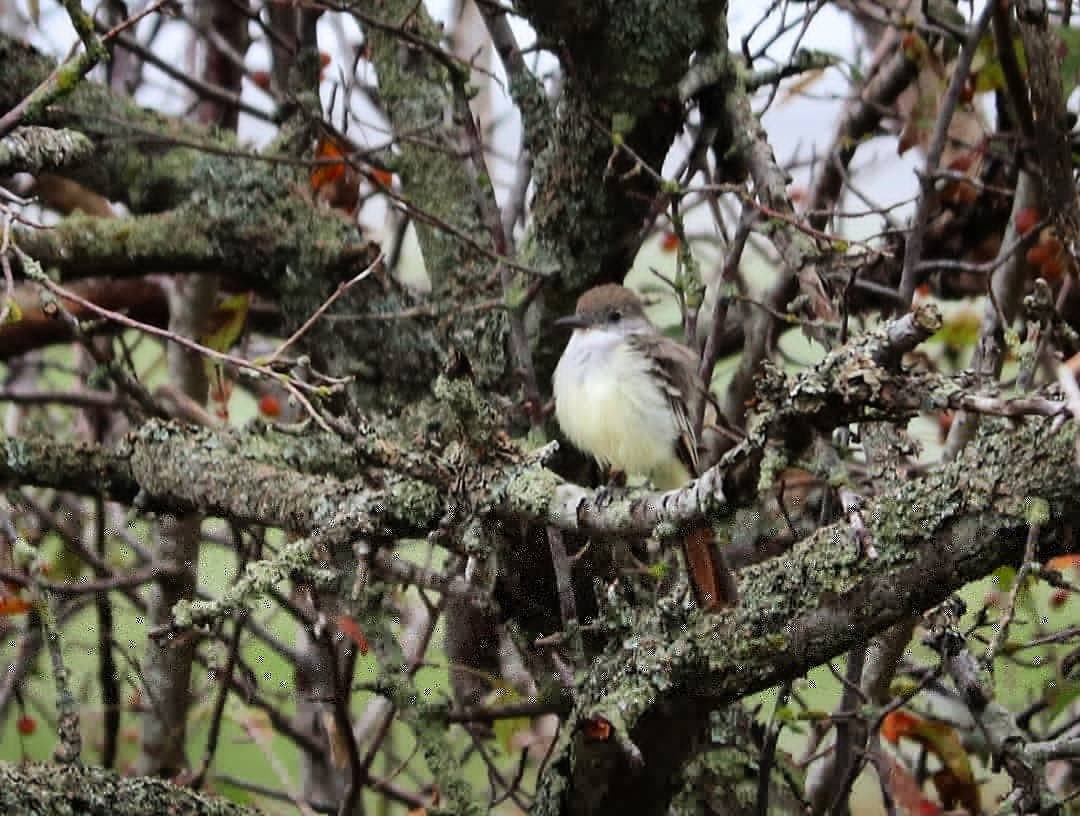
[386,478,441,530]
[503,466,563,521]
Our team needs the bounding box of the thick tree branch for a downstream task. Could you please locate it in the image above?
[0,762,258,815]
[0,420,442,543]
[0,126,93,174]
[532,409,1078,814]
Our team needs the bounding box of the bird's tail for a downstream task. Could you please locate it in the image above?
[682,525,738,612]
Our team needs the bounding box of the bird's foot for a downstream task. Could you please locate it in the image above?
[592,468,627,509]
[594,484,618,509]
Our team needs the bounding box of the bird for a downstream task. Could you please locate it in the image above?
[551,283,738,611]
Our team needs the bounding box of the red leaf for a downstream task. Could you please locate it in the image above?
[16,714,36,736]
[335,614,370,655]
[1014,207,1040,235]
[582,716,612,742]
[881,710,977,811]
[932,768,980,815]
[250,70,272,92]
[881,752,942,816]
[365,167,394,188]
[258,394,281,419]
[0,595,32,615]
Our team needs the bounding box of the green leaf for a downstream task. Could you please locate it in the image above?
[611,112,635,139]
[1057,25,1080,99]
[773,705,796,722]
[647,561,670,580]
[992,565,1016,593]
[932,310,980,351]
[973,33,1026,94]
[1044,666,1080,724]
[201,292,251,354]
[1,297,22,325]
[1025,497,1051,526]
[485,685,527,754]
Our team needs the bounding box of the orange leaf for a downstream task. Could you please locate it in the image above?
[365,167,394,188]
[0,595,33,615]
[1046,554,1080,573]
[881,710,920,743]
[660,232,679,252]
[335,614,370,655]
[310,137,348,192]
[881,711,976,800]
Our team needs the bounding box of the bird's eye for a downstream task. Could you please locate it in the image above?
[609,310,622,323]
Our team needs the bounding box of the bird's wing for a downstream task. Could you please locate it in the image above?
[628,333,707,477]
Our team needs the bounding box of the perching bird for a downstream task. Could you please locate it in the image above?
[552,283,738,611]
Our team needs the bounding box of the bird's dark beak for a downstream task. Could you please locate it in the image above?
[554,314,589,330]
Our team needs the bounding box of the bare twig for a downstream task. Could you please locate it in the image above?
[18,251,336,431]
[37,588,82,764]
[546,526,577,628]
[899,2,996,306]
[263,255,381,365]
[985,523,1041,668]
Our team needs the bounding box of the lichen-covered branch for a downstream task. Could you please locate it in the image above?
[0,762,259,816]
[0,34,448,401]
[514,0,724,319]
[3,296,1079,815]
[531,411,1080,814]
[0,419,444,543]
[0,126,93,174]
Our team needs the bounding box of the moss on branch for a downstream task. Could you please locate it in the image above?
[532,413,1079,814]
[0,762,259,815]
[1,420,442,542]
[517,0,721,293]
[1,34,448,399]
[0,34,221,210]
[0,126,93,173]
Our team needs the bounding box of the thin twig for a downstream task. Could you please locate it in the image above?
[546,526,577,628]
[899,2,995,306]
[17,250,336,431]
[263,254,381,365]
[985,524,1041,668]
[37,587,82,763]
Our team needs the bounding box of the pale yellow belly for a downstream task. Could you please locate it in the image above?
[553,344,690,489]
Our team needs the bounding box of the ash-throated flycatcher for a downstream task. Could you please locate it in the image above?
[552,284,738,611]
